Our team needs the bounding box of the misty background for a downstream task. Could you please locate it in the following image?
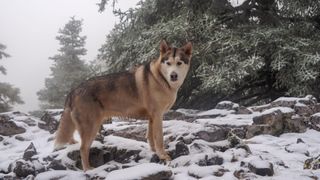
[0,0,139,112]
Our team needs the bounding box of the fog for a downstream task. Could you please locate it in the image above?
[0,0,139,112]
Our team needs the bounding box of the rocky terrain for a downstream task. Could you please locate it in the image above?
[0,95,320,179]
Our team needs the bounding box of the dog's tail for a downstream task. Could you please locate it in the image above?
[54,107,76,150]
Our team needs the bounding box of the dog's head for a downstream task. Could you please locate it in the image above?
[158,40,192,88]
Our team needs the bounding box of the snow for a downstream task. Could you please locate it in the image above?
[197,109,233,116]
[228,0,246,7]
[260,107,294,115]
[1,103,320,179]
[106,163,170,180]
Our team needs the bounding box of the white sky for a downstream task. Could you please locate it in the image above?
[0,0,139,112]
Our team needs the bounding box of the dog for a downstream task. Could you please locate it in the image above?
[54,40,192,171]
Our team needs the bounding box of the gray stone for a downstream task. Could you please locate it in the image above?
[0,115,26,136]
[198,155,223,166]
[47,160,66,170]
[248,160,274,176]
[38,111,61,134]
[141,170,172,180]
[12,159,36,178]
[196,127,228,142]
[23,143,37,161]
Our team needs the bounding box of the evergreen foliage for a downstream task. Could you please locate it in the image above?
[37,17,90,109]
[0,44,24,112]
[97,0,320,109]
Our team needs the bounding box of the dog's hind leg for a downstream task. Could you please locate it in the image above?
[73,110,103,171]
[54,108,76,150]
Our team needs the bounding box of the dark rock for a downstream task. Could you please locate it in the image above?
[150,154,160,163]
[68,147,105,169]
[248,160,274,176]
[0,136,3,141]
[141,170,172,180]
[38,111,61,134]
[15,135,25,141]
[12,159,36,177]
[297,138,305,143]
[309,114,320,131]
[23,143,37,161]
[0,115,26,136]
[246,125,274,138]
[47,160,66,170]
[304,155,320,170]
[196,127,228,142]
[170,141,189,159]
[214,169,228,177]
[198,155,223,166]
[25,175,35,180]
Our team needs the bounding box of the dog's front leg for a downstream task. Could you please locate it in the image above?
[146,119,156,152]
[152,115,171,161]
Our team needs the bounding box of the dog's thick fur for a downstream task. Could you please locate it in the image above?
[54,40,192,171]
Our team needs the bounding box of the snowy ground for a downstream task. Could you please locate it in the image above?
[0,98,320,179]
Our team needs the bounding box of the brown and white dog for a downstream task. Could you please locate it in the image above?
[54,40,192,171]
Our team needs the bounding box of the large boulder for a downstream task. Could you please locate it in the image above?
[0,114,26,136]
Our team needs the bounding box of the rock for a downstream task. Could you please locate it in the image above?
[251,104,272,112]
[141,170,172,180]
[297,138,305,143]
[169,141,189,159]
[198,155,223,166]
[304,155,320,170]
[215,101,239,111]
[271,97,297,108]
[236,106,252,114]
[18,118,37,127]
[68,146,141,169]
[38,111,61,134]
[47,160,66,170]
[248,159,274,176]
[247,107,298,137]
[68,147,106,169]
[15,135,25,141]
[195,127,228,142]
[284,115,306,133]
[23,143,37,161]
[164,110,195,120]
[0,115,26,136]
[12,159,36,177]
[0,136,3,141]
[294,103,314,116]
[112,126,147,142]
[32,160,45,174]
[309,113,320,131]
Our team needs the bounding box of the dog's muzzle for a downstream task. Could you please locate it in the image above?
[170,72,178,82]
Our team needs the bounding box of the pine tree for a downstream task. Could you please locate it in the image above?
[37,17,90,109]
[0,43,24,112]
[96,0,320,109]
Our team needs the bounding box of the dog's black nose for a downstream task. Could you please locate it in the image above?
[170,72,178,81]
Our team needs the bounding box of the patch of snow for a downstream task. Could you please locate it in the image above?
[197,109,233,116]
[106,163,170,180]
[35,170,86,180]
[228,0,246,7]
[261,107,294,115]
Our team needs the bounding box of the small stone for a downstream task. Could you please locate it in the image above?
[248,160,274,176]
[198,155,223,166]
[304,155,320,170]
[196,127,228,142]
[23,143,37,161]
[47,160,66,170]
[15,135,25,141]
[297,138,305,144]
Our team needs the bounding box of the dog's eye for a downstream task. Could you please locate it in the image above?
[177,62,182,66]
[166,62,171,66]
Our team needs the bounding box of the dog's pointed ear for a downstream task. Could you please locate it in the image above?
[160,40,169,54]
[182,42,192,56]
